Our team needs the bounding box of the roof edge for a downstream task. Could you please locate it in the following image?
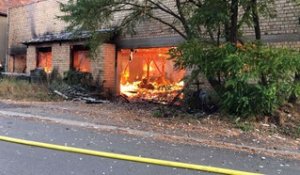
[22,29,115,45]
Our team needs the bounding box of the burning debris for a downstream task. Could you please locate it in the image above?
[121,81,184,104]
[119,48,186,104]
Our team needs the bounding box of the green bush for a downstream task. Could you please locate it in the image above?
[172,40,300,117]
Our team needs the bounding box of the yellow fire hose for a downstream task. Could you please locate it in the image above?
[0,135,263,175]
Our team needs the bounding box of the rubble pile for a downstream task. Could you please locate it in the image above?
[53,85,109,104]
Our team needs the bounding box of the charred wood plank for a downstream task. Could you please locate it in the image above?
[53,90,69,100]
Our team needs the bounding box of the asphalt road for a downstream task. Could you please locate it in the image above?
[0,112,300,175]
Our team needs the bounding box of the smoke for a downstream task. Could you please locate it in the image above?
[27,4,37,38]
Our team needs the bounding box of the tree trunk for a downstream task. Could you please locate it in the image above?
[251,0,261,40]
[223,0,230,42]
[224,23,230,42]
[229,0,239,44]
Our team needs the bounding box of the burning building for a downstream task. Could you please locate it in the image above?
[5,0,300,101]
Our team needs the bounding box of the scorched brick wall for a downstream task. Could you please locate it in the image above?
[8,0,68,48]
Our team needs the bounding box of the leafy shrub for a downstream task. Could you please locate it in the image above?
[172,40,300,117]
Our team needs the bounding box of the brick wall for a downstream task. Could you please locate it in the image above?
[113,0,180,40]
[26,45,36,72]
[8,0,299,48]
[102,44,116,93]
[8,0,68,48]
[242,0,299,37]
[0,0,38,14]
[115,0,300,44]
[90,44,116,93]
[52,43,70,74]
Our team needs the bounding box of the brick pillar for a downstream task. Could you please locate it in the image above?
[52,43,71,75]
[26,46,37,73]
[102,44,116,93]
[90,43,116,94]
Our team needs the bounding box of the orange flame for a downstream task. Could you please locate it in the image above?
[119,48,186,103]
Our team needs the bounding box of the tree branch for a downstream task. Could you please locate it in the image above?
[175,0,192,38]
[146,0,183,22]
[147,13,188,39]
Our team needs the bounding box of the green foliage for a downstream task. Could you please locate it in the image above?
[294,82,300,98]
[189,0,229,39]
[172,40,300,117]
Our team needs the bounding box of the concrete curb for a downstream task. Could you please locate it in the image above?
[0,110,299,160]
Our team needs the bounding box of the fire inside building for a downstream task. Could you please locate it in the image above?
[118,48,186,103]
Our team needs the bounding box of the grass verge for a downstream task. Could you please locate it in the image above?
[0,78,60,101]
